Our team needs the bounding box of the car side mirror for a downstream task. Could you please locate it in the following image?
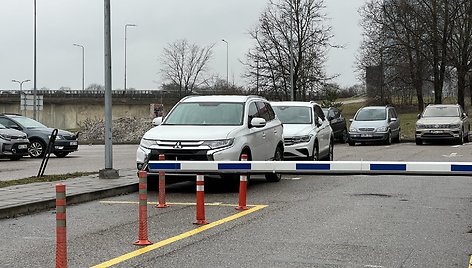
[390,118,397,122]
[250,117,266,128]
[152,117,163,126]
[462,112,467,118]
[349,118,353,122]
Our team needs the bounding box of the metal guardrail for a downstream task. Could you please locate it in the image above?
[148,160,472,175]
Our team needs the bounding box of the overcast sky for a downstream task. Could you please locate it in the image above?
[0,0,365,91]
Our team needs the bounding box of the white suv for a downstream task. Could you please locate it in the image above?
[271,101,334,161]
[136,95,284,182]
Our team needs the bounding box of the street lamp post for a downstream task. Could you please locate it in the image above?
[124,23,137,91]
[73,43,85,90]
[33,0,37,120]
[12,79,30,114]
[221,39,229,90]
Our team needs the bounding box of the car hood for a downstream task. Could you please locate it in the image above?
[282,124,314,137]
[417,117,461,125]
[0,128,28,138]
[143,125,241,140]
[26,127,76,137]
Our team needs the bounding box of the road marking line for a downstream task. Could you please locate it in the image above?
[100,201,249,207]
[469,255,472,268]
[91,204,267,268]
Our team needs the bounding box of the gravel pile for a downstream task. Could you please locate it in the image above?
[78,117,153,144]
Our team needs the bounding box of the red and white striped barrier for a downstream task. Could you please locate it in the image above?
[56,184,67,268]
[156,154,169,208]
[133,170,153,246]
[193,174,208,225]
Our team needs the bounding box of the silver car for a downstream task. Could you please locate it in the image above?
[0,123,29,160]
[415,104,469,145]
[348,106,401,145]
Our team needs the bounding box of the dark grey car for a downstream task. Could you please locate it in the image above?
[0,114,78,158]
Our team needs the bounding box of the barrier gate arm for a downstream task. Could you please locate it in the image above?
[147,160,472,176]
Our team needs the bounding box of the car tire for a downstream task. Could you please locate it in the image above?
[311,141,319,161]
[323,138,334,161]
[415,138,422,145]
[348,140,355,146]
[463,130,469,143]
[384,131,392,145]
[394,130,401,143]
[223,151,252,185]
[28,139,46,158]
[54,152,69,158]
[265,146,282,182]
[339,128,348,143]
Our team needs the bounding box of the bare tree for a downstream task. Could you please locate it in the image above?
[160,39,214,97]
[244,0,333,101]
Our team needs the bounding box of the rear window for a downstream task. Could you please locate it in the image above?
[163,102,244,126]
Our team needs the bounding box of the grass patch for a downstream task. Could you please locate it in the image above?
[0,172,97,189]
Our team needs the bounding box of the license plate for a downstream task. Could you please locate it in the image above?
[18,144,28,149]
[361,134,372,137]
[70,141,78,146]
[430,130,443,134]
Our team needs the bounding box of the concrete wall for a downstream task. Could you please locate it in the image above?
[0,90,180,130]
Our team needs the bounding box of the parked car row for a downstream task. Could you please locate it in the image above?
[136,95,336,184]
[0,113,79,160]
[346,103,469,146]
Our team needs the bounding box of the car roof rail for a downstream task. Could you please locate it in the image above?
[0,113,22,116]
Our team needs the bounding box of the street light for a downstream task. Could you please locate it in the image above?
[73,43,85,90]
[124,23,137,91]
[33,0,37,120]
[221,39,229,90]
[12,79,30,114]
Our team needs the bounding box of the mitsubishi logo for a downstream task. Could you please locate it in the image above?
[174,142,182,149]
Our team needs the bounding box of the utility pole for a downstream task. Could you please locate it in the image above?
[99,0,119,179]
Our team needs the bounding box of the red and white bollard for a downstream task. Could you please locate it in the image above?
[236,154,249,210]
[55,184,67,268]
[133,170,153,246]
[193,174,208,225]
[156,154,169,208]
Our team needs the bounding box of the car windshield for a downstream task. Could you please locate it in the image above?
[163,102,244,125]
[12,116,47,128]
[422,106,460,117]
[355,108,386,121]
[0,123,5,129]
[272,106,312,124]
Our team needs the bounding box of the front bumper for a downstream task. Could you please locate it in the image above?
[349,132,389,142]
[136,145,242,170]
[51,140,79,153]
[1,142,29,157]
[416,128,460,140]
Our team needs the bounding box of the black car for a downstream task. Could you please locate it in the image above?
[0,114,78,158]
[322,107,348,143]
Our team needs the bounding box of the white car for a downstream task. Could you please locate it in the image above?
[137,95,284,182]
[271,101,334,161]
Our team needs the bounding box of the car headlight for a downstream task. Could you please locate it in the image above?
[290,134,313,144]
[202,139,234,149]
[376,126,388,132]
[449,124,460,129]
[140,138,158,149]
[0,134,12,141]
[349,127,357,132]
